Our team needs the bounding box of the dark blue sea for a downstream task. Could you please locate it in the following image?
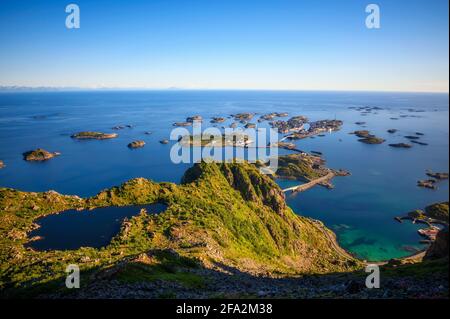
[0,90,448,260]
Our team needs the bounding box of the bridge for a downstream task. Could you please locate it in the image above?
[282,172,335,193]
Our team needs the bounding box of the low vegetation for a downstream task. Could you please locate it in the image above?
[0,161,361,297]
[272,153,326,181]
[425,202,449,222]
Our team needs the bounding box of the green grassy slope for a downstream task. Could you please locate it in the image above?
[0,162,361,296]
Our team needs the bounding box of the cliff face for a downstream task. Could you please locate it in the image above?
[216,163,286,215]
[183,161,288,218]
[424,202,449,260]
[425,229,449,260]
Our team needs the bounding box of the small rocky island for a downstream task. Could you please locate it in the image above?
[173,115,205,126]
[112,124,132,130]
[417,170,448,190]
[186,115,203,123]
[210,117,226,123]
[179,132,252,147]
[282,119,342,139]
[232,113,254,122]
[173,122,192,127]
[127,140,146,149]
[411,141,428,146]
[426,171,449,180]
[404,135,420,140]
[23,148,61,161]
[258,112,289,122]
[0,160,5,169]
[358,136,385,144]
[389,143,412,148]
[351,130,368,137]
[71,132,118,140]
[417,179,437,190]
[351,130,385,144]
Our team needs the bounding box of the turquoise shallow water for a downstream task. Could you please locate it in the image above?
[0,90,448,261]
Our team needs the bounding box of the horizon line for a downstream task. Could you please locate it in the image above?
[0,85,448,95]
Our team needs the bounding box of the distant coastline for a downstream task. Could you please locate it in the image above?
[0,86,449,94]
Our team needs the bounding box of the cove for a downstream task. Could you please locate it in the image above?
[27,203,167,251]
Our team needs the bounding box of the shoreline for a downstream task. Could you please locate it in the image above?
[310,217,428,266]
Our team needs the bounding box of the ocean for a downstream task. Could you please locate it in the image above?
[0,90,448,261]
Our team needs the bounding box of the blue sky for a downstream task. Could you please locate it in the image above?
[0,0,448,92]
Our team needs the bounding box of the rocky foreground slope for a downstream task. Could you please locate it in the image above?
[0,162,448,298]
